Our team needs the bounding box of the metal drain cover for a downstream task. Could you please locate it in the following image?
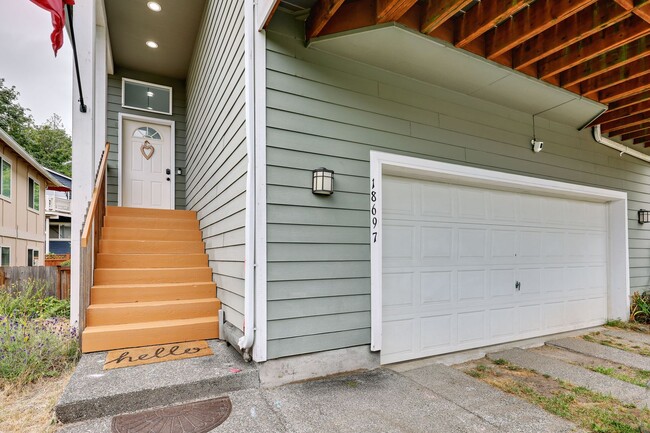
[111,397,232,433]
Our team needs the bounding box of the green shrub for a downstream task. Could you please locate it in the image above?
[0,279,70,319]
[630,291,650,324]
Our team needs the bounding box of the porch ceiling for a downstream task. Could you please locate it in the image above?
[270,0,650,146]
[104,0,205,80]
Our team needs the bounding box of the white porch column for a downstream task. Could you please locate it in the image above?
[70,0,97,328]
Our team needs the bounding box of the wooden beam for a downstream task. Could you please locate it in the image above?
[484,0,596,60]
[581,57,650,96]
[512,1,629,70]
[599,73,650,103]
[608,90,650,111]
[596,100,650,124]
[306,0,347,39]
[560,36,650,88]
[634,136,650,144]
[538,15,650,79]
[607,122,650,136]
[421,0,473,34]
[455,0,531,48]
[614,0,650,23]
[622,128,650,141]
[600,112,650,132]
[377,0,418,23]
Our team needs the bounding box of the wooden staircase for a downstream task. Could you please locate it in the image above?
[81,206,220,353]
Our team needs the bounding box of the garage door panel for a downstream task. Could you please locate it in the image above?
[381,175,610,364]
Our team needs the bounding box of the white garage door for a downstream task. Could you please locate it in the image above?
[381,175,609,364]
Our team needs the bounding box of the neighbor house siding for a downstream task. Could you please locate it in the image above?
[264,11,650,359]
[186,0,248,331]
[106,68,187,209]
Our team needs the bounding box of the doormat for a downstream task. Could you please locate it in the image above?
[112,397,232,433]
[104,340,213,370]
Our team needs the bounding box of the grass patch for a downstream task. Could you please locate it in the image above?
[460,359,650,433]
[0,280,79,387]
[583,332,650,357]
[588,365,650,388]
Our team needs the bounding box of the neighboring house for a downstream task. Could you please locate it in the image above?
[0,128,62,267]
[70,0,650,379]
[45,168,72,255]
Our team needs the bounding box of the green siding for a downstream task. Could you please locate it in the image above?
[186,0,247,331]
[106,68,187,209]
[265,11,650,359]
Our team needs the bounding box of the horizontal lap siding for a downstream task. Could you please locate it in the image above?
[186,0,247,330]
[265,11,650,359]
[106,70,187,209]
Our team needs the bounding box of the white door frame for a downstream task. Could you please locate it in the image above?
[369,151,630,352]
[117,113,176,209]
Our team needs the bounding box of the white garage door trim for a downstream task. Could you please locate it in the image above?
[369,151,630,356]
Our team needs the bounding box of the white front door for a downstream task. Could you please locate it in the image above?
[381,175,609,364]
[122,119,173,209]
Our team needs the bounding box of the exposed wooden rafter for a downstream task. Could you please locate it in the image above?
[306,0,346,39]
[377,0,418,24]
[421,0,473,34]
[455,0,532,48]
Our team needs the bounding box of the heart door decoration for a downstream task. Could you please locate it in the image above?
[140,140,155,160]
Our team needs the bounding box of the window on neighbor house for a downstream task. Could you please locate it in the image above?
[1,247,10,266]
[49,223,71,240]
[122,78,172,115]
[28,177,40,211]
[0,157,11,199]
[27,249,39,266]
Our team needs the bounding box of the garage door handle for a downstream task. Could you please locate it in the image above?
[515,281,521,291]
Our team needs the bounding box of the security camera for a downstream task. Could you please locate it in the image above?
[531,139,544,153]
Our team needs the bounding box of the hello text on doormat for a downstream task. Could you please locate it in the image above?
[103,340,213,370]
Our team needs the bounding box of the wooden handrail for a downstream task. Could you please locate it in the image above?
[81,142,110,247]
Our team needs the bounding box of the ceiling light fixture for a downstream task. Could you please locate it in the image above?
[146,40,158,49]
[147,2,162,12]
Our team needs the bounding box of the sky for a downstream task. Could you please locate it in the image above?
[0,0,73,132]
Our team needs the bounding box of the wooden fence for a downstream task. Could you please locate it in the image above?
[0,266,71,300]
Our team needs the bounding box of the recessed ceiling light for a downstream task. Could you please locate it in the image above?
[147,91,154,97]
[146,40,158,49]
[147,2,162,12]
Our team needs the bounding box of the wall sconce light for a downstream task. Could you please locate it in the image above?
[312,168,334,195]
[639,209,650,224]
[176,168,183,175]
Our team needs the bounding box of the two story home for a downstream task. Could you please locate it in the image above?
[69,0,649,381]
[45,168,72,256]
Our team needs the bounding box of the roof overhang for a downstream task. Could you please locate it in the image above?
[0,128,63,188]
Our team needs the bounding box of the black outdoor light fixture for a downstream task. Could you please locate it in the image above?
[312,168,334,195]
[639,209,650,224]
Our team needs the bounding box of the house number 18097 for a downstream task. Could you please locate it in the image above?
[371,178,378,243]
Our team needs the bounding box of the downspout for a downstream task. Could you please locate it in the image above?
[593,125,650,164]
[238,0,256,360]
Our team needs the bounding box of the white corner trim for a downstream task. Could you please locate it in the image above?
[369,150,630,352]
[117,113,176,209]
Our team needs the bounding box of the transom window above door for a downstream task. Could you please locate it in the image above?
[133,127,162,140]
[122,78,172,115]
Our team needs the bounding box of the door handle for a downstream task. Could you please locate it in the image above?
[166,168,171,175]
[515,281,521,291]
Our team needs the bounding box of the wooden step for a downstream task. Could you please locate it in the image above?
[99,240,205,254]
[106,206,196,219]
[91,282,216,304]
[94,267,212,285]
[102,227,202,241]
[104,216,199,230]
[86,298,221,326]
[96,253,209,269]
[81,317,219,353]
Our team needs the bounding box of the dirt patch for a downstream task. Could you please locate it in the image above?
[0,371,71,432]
[456,358,650,433]
[582,331,650,357]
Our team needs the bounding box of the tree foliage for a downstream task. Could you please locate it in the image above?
[0,79,71,176]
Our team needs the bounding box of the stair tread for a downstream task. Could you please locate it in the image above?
[83,316,218,333]
[88,298,220,309]
[93,281,215,289]
[95,266,212,271]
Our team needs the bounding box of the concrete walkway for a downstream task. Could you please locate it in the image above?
[59,365,582,433]
[548,337,650,370]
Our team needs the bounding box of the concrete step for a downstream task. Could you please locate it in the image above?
[81,316,219,353]
[101,227,202,241]
[94,267,212,285]
[487,348,650,408]
[99,239,205,254]
[602,327,650,346]
[56,341,259,424]
[91,282,216,304]
[86,298,221,326]
[548,337,650,370]
[96,253,209,269]
[106,206,197,219]
[104,215,199,230]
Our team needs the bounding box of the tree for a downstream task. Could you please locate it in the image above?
[0,79,71,176]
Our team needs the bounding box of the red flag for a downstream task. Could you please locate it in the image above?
[30,0,75,56]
